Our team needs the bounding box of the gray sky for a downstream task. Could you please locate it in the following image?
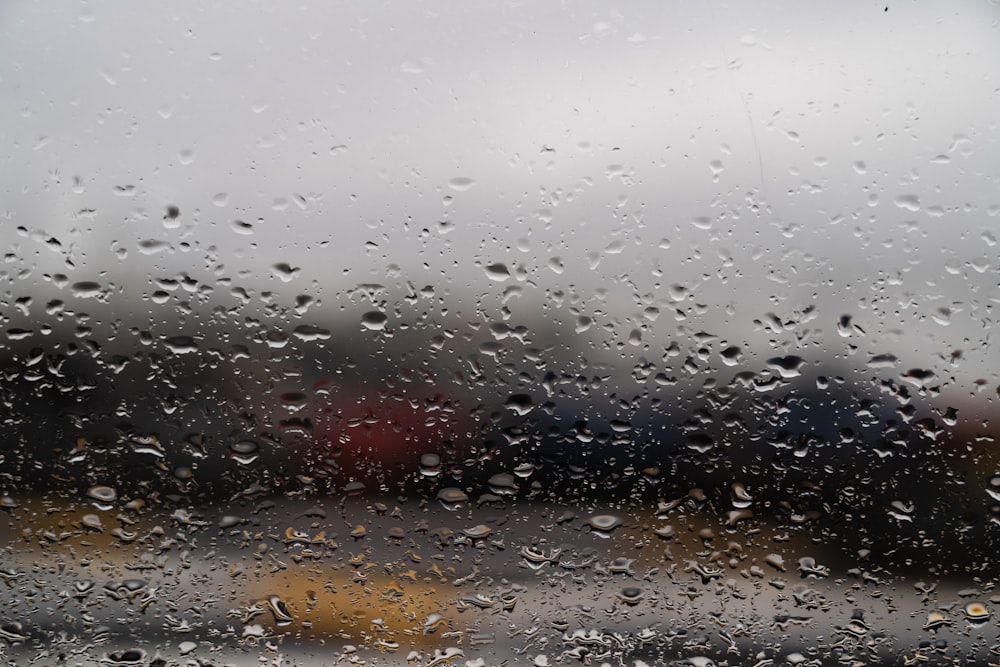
[2,0,999,399]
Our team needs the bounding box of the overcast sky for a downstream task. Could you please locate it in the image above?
[2,1,999,395]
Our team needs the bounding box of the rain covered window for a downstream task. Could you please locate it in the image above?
[1,2,998,666]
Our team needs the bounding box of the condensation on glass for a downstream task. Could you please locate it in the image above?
[0,2,997,665]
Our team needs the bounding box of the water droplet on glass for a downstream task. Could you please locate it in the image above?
[447,177,476,192]
[766,355,805,378]
[231,219,254,234]
[963,602,990,623]
[720,345,743,366]
[266,594,294,626]
[71,281,103,298]
[230,440,260,465]
[437,487,469,511]
[164,335,198,354]
[419,452,442,476]
[923,611,949,630]
[764,553,786,571]
[86,485,117,509]
[484,263,510,281]
[104,649,146,665]
[654,525,675,540]
[894,194,920,211]
[279,391,308,411]
[271,263,300,282]
[587,514,622,536]
[361,311,388,330]
[505,393,534,415]
[462,524,492,539]
[730,482,753,508]
[488,473,518,495]
[866,353,898,368]
[618,586,644,605]
[81,513,104,531]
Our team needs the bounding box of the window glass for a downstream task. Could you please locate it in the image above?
[1,2,997,665]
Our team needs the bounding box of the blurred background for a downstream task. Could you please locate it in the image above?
[1,1,998,665]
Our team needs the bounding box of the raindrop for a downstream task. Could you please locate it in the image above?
[484,263,510,281]
[931,307,951,326]
[344,481,366,496]
[923,611,949,630]
[866,353,898,368]
[137,239,170,255]
[654,525,675,540]
[266,595,294,626]
[505,393,534,415]
[513,462,536,478]
[231,219,254,234]
[424,613,449,634]
[292,325,330,341]
[764,553,785,571]
[279,391,308,411]
[686,432,715,453]
[448,177,476,191]
[86,485,117,509]
[618,587,644,605]
[894,194,920,211]
[230,440,260,465]
[164,335,198,354]
[462,524,492,539]
[361,311,388,330]
[271,263,300,282]
[901,368,935,387]
[766,355,805,378]
[104,649,146,665]
[987,475,1000,502]
[72,281,103,298]
[437,487,469,511]
[419,452,442,476]
[730,482,753,508]
[720,346,743,366]
[488,473,518,495]
[587,514,622,536]
[81,514,104,531]
[963,602,990,623]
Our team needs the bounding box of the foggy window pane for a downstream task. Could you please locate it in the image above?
[1,2,997,665]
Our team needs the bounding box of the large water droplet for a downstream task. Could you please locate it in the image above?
[484,263,510,281]
[71,281,103,299]
[963,602,990,623]
[266,595,294,626]
[361,311,388,330]
[448,177,476,192]
[587,514,622,536]
[419,452,442,476]
[766,355,805,378]
[86,485,117,509]
[437,488,469,511]
[164,335,198,354]
[505,393,534,415]
[488,473,518,495]
[229,440,260,465]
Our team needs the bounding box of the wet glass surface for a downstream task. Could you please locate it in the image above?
[1,2,998,665]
